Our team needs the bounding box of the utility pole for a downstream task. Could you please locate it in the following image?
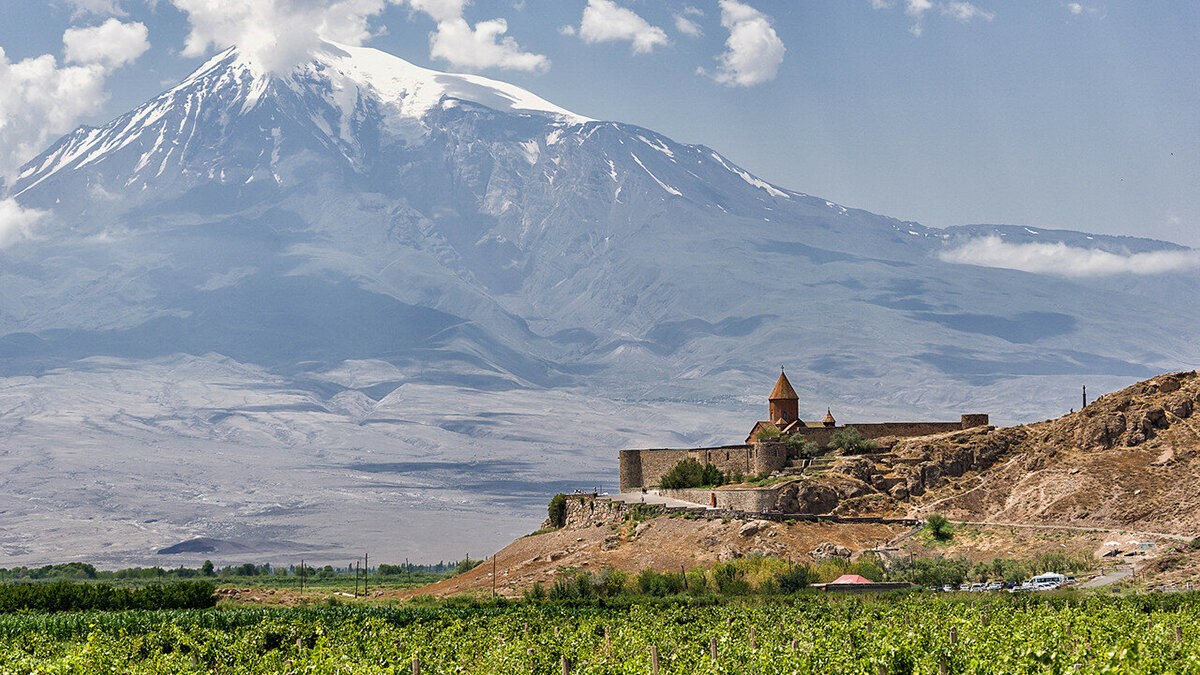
[299,559,304,594]
[354,560,360,598]
[1083,385,1087,409]
[492,555,496,599]
[364,552,368,596]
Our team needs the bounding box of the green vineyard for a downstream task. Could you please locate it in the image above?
[2,594,1199,674]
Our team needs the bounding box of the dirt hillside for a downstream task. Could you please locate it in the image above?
[899,371,1200,535]
[397,517,900,598]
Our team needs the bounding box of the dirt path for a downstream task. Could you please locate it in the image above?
[947,520,1193,542]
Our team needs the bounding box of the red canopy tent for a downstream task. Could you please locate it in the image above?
[829,574,875,584]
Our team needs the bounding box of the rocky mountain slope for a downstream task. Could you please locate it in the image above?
[748,371,1200,537]
[0,41,1197,565]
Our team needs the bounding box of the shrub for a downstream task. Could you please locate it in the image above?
[1190,537,1200,550]
[598,568,627,596]
[659,458,726,489]
[548,493,568,528]
[784,435,819,456]
[756,425,781,441]
[927,514,953,540]
[548,577,577,601]
[454,558,484,575]
[778,564,812,593]
[685,567,709,595]
[828,426,877,453]
[523,583,546,601]
[0,581,217,613]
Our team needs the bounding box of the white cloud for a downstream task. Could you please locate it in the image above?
[65,0,127,16]
[941,1,994,23]
[674,13,702,38]
[577,0,669,55]
[0,199,47,249]
[428,17,549,71]
[0,47,109,182]
[1065,2,1102,18]
[171,0,400,73]
[172,0,548,74]
[707,0,785,87]
[938,236,1200,277]
[408,0,468,23]
[559,24,577,36]
[64,18,150,68]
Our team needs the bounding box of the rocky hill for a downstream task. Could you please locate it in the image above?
[900,371,1200,535]
[409,372,1199,597]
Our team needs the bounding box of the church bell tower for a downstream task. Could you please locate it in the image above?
[768,369,799,424]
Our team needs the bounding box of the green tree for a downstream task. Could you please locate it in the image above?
[200,560,214,577]
[828,426,878,452]
[660,458,725,489]
[547,493,568,528]
[927,513,953,540]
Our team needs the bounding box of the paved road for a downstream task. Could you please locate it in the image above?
[1080,567,1134,589]
[603,490,718,510]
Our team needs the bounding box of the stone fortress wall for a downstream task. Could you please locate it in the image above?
[620,413,989,491]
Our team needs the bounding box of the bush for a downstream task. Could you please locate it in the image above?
[523,583,546,601]
[1190,537,1200,550]
[784,435,819,456]
[828,426,877,453]
[927,514,953,540]
[547,493,568,528]
[0,581,217,613]
[888,556,969,589]
[778,564,813,593]
[598,568,627,596]
[659,458,726,489]
[756,425,781,441]
[454,558,484,575]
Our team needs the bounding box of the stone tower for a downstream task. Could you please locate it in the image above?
[768,370,799,424]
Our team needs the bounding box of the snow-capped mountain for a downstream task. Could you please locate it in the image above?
[1,43,1197,566]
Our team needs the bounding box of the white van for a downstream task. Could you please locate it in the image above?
[1026,573,1066,590]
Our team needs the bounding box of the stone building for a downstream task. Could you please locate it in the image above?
[619,371,989,491]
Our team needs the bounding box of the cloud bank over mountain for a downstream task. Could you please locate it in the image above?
[940,236,1200,277]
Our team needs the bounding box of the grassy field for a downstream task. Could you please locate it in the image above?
[3,593,1200,673]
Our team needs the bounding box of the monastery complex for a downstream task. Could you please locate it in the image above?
[619,370,988,491]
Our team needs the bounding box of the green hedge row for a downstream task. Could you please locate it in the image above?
[0,580,217,613]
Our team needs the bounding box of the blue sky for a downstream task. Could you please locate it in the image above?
[1,0,1197,245]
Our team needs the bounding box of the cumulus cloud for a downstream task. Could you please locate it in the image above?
[428,17,549,71]
[0,45,111,182]
[706,0,784,87]
[0,21,147,244]
[172,0,547,73]
[674,7,703,38]
[65,0,127,16]
[941,1,994,23]
[869,0,993,35]
[64,18,150,68]
[172,0,399,73]
[0,199,47,249]
[938,236,1200,278]
[576,0,669,55]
